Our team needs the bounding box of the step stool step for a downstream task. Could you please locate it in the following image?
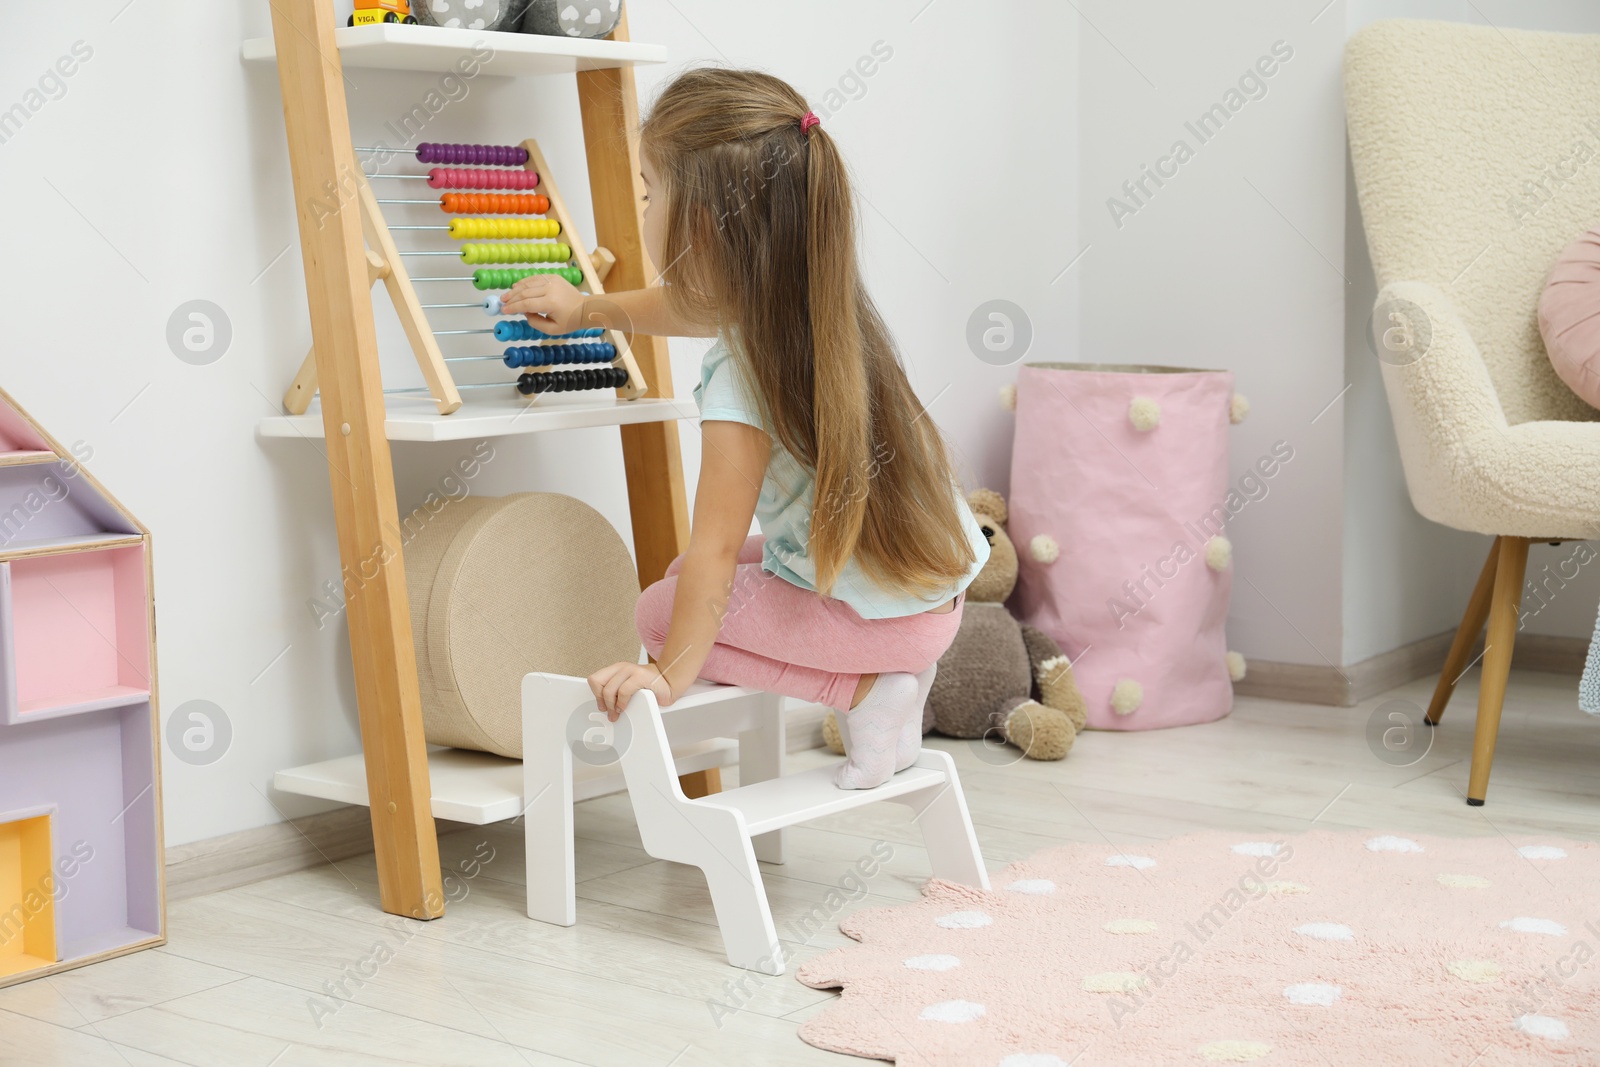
[691,761,949,837]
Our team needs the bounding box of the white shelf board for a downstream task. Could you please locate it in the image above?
[275,740,738,825]
[258,393,698,443]
[240,24,666,78]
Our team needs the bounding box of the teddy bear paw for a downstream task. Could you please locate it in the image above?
[1004,701,1075,761]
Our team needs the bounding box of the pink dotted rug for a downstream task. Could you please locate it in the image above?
[796,830,1600,1065]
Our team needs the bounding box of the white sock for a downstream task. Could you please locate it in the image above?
[894,664,937,772]
[834,673,920,789]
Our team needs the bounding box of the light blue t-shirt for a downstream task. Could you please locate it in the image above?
[693,335,990,620]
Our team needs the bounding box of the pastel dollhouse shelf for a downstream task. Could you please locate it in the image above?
[240,24,666,78]
[0,387,163,989]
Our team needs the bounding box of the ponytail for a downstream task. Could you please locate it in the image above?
[803,125,870,593]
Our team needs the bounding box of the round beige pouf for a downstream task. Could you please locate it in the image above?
[405,493,641,758]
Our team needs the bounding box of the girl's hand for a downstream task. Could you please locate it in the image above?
[587,662,674,722]
[499,274,587,335]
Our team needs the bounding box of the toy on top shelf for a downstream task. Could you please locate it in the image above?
[349,0,419,26]
[284,137,644,417]
[411,0,517,32]
[518,0,623,38]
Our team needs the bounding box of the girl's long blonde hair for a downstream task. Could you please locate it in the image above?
[641,68,975,599]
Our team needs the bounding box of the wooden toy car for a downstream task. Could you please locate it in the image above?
[349,0,417,25]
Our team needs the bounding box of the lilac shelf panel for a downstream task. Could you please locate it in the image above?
[0,461,138,555]
[0,701,161,964]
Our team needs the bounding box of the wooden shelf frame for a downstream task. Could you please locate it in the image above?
[266,5,692,921]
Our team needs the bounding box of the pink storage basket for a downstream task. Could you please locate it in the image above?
[1008,362,1240,730]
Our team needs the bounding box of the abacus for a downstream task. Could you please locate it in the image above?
[283,137,647,416]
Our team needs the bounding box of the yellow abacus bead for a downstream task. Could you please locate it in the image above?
[447,218,563,240]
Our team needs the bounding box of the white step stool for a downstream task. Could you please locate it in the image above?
[522,672,989,975]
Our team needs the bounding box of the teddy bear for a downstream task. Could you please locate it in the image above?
[822,488,1087,761]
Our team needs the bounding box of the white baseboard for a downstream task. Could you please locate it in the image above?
[1233,630,1588,707]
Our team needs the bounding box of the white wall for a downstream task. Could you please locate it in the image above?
[1075,2,1351,667]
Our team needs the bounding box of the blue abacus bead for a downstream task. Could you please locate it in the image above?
[494,321,515,342]
[482,294,502,316]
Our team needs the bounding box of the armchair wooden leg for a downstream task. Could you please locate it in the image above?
[1466,536,1529,806]
[1425,538,1500,725]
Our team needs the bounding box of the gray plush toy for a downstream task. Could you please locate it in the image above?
[518,0,622,37]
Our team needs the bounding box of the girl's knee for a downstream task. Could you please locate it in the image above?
[636,576,676,655]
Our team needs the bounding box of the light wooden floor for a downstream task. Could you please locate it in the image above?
[4,668,1598,1066]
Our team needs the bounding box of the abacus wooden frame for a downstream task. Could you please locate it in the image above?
[282,141,647,416]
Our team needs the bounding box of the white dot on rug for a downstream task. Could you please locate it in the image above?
[1517,845,1568,861]
[1447,960,1501,983]
[1006,879,1057,895]
[1365,835,1424,853]
[999,1056,1068,1067]
[903,954,961,972]
[1500,917,1567,936]
[919,999,986,1023]
[1103,918,1158,934]
[1265,881,1310,895]
[1231,842,1281,857]
[935,910,993,929]
[1438,874,1491,889]
[1283,983,1341,1006]
[1198,1040,1272,1062]
[1082,972,1148,993]
[1295,923,1354,941]
[1105,854,1156,869]
[1515,1015,1570,1040]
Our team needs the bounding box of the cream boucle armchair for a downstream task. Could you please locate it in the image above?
[1345,19,1600,805]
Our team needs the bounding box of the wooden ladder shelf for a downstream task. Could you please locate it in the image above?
[266,1,694,920]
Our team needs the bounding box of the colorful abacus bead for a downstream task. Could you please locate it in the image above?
[447,218,561,240]
[501,342,617,368]
[416,142,530,166]
[472,267,585,289]
[427,167,540,190]
[440,193,550,215]
[460,242,573,265]
[516,367,629,395]
[493,321,606,342]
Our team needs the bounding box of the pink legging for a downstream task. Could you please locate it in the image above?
[636,536,963,711]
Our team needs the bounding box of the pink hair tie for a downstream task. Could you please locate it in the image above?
[800,111,820,133]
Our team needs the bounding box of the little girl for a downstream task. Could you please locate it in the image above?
[502,68,989,789]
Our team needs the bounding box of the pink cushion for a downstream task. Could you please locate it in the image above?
[1538,226,1600,410]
